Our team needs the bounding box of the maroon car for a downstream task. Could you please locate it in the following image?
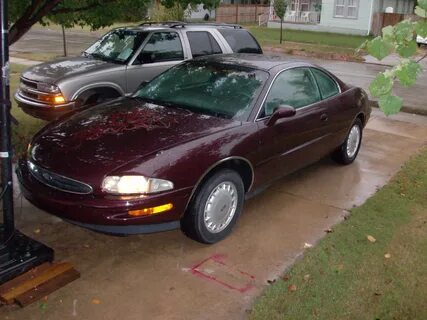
[17,54,371,244]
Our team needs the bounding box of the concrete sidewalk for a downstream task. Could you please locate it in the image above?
[1,109,426,320]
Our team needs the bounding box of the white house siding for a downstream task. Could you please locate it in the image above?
[318,0,375,35]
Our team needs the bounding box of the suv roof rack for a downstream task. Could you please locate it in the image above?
[138,21,242,29]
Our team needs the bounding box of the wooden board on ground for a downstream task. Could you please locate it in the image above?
[0,262,79,307]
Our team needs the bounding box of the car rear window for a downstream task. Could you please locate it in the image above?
[218,29,262,54]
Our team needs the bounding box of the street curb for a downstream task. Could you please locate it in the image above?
[369,100,427,117]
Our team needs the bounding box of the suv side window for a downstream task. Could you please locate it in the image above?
[137,32,183,64]
[218,29,262,54]
[311,68,340,100]
[262,68,321,117]
[187,31,222,57]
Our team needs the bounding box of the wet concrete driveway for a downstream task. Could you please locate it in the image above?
[2,109,427,320]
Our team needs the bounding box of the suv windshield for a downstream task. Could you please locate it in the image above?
[136,61,268,120]
[84,29,148,64]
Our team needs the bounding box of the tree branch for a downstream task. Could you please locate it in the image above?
[9,0,62,45]
[51,1,112,14]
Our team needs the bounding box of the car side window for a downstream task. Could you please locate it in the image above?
[187,31,222,58]
[311,68,340,100]
[262,68,321,117]
[217,29,262,54]
[136,32,183,64]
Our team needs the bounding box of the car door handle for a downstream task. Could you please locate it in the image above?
[320,113,329,122]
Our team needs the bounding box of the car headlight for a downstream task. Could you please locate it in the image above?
[101,176,174,194]
[36,82,60,93]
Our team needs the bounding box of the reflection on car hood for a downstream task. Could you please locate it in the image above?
[30,97,240,183]
[21,56,116,83]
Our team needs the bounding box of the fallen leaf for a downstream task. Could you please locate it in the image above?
[282,275,290,281]
[374,292,382,296]
[384,253,392,259]
[304,242,313,249]
[33,228,41,234]
[367,235,376,243]
[303,274,310,282]
[91,299,101,305]
[288,284,297,292]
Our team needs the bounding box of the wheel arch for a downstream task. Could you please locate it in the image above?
[71,83,125,101]
[183,156,254,215]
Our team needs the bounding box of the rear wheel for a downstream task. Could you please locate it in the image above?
[181,169,245,244]
[332,118,363,165]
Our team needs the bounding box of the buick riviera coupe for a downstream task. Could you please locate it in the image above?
[17,54,371,244]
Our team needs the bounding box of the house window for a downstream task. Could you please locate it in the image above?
[334,0,359,19]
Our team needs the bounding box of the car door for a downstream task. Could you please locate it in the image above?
[125,31,186,93]
[254,67,333,185]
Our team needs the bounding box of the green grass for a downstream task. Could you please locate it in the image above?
[10,64,46,159]
[247,25,372,49]
[250,147,427,320]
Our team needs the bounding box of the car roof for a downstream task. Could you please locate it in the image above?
[192,53,310,72]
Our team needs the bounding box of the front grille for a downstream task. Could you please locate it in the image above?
[28,161,93,194]
[21,77,38,89]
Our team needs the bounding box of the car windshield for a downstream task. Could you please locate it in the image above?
[84,29,148,64]
[135,61,268,120]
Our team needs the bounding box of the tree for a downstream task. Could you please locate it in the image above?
[362,0,427,115]
[8,0,151,46]
[273,0,287,44]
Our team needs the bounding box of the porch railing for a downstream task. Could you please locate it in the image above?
[270,11,321,24]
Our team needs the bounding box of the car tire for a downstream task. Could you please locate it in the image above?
[332,118,363,165]
[181,169,245,244]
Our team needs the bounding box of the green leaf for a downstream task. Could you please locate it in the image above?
[369,73,393,97]
[395,60,422,87]
[396,40,418,58]
[418,0,427,10]
[382,25,394,40]
[367,37,394,61]
[415,20,427,38]
[394,20,415,42]
[378,95,403,116]
[415,6,427,18]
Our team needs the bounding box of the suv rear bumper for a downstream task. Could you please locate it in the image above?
[14,90,76,121]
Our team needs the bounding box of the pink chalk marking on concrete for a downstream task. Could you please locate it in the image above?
[190,254,255,293]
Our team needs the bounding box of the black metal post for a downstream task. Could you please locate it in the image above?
[0,0,15,240]
[0,0,54,285]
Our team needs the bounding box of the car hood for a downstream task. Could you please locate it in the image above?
[21,56,116,84]
[30,98,240,184]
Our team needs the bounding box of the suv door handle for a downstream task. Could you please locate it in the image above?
[320,113,329,122]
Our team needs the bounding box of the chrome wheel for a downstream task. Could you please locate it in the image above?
[203,181,238,233]
[346,124,361,158]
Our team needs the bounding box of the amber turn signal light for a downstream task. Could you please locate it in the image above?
[128,203,173,216]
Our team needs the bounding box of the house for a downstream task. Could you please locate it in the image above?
[267,0,416,35]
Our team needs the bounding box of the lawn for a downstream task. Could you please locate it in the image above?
[250,147,427,319]
[247,25,372,49]
[10,64,46,159]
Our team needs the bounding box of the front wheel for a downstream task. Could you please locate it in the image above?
[181,169,245,244]
[333,118,363,165]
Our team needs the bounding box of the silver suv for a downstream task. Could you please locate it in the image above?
[15,22,262,120]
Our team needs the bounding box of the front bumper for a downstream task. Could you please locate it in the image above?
[17,159,192,235]
[14,90,76,121]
